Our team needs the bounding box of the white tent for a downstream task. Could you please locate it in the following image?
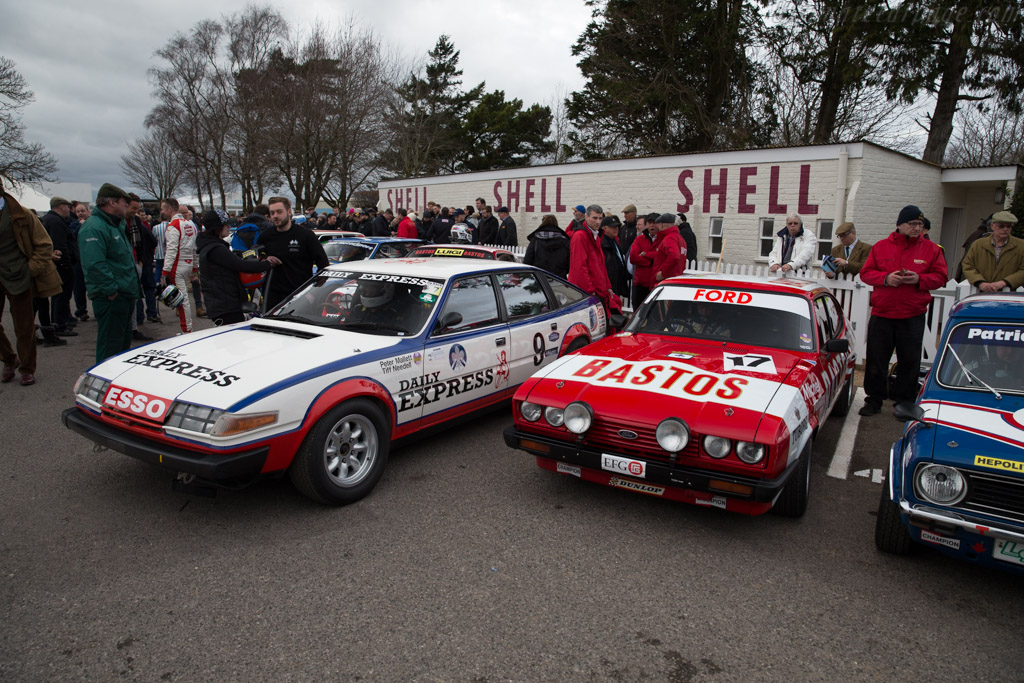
[9,185,52,213]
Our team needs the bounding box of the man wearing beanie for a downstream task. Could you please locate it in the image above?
[78,183,143,363]
[858,205,948,416]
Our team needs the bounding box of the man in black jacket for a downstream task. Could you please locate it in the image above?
[496,207,518,246]
[621,204,639,255]
[600,216,629,297]
[476,205,499,244]
[40,197,78,336]
[370,209,393,236]
[677,213,697,265]
[257,196,330,309]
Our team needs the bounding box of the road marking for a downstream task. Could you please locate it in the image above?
[827,388,865,480]
[854,468,885,483]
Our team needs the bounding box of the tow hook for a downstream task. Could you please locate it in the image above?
[92,443,108,453]
[172,472,217,498]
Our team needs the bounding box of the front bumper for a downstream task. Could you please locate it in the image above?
[899,500,1024,544]
[504,426,797,509]
[63,407,269,483]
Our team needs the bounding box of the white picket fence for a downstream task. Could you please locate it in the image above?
[487,243,1011,365]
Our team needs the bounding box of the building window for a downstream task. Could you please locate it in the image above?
[816,219,835,261]
[759,218,775,258]
[708,217,724,256]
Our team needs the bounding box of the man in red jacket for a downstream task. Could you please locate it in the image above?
[858,205,948,416]
[569,204,620,314]
[652,213,686,284]
[629,212,658,308]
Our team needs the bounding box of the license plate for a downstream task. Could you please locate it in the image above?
[992,539,1024,565]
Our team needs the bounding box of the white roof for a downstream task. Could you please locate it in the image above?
[324,257,520,279]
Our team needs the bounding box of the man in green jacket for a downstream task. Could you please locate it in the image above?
[960,211,1024,293]
[79,183,142,362]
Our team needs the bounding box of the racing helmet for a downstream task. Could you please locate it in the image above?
[160,285,184,309]
[237,249,267,289]
[356,280,395,309]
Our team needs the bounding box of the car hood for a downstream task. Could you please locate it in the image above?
[921,399,1024,478]
[92,321,406,410]
[525,333,807,441]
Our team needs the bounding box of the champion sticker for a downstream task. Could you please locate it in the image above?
[557,462,581,478]
[920,530,961,550]
[695,496,727,510]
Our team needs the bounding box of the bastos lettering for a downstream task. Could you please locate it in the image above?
[572,359,747,399]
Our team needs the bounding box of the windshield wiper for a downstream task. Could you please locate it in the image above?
[336,321,409,334]
[947,345,1002,399]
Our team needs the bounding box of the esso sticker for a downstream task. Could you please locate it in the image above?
[601,453,646,479]
[103,385,171,421]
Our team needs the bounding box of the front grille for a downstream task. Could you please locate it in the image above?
[960,470,1024,524]
[583,417,700,463]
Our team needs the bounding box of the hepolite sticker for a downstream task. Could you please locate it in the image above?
[975,455,1024,473]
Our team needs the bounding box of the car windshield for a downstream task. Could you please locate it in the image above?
[267,272,444,336]
[628,284,816,351]
[937,322,1024,396]
[324,242,373,263]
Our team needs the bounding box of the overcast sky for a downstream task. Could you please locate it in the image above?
[5,0,592,197]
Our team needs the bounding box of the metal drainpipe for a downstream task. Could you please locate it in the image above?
[835,146,848,223]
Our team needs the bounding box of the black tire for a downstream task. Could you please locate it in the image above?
[563,336,590,356]
[874,485,913,555]
[289,398,390,505]
[772,442,811,518]
[831,371,855,417]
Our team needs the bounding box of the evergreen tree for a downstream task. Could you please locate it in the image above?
[455,91,554,172]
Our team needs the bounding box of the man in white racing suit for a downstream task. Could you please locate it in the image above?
[161,209,198,333]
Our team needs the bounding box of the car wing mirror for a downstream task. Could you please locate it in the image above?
[893,402,928,425]
[436,311,463,333]
[824,338,849,353]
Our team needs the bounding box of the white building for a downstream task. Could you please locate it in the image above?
[378,141,1021,273]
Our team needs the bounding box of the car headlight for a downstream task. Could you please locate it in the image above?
[915,464,966,505]
[703,435,732,459]
[736,441,766,464]
[75,373,111,403]
[656,418,689,453]
[544,406,564,427]
[520,401,542,422]
[563,401,593,434]
[165,402,226,434]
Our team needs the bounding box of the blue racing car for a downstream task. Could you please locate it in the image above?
[876,293,1024,574]
[323,237,423,264]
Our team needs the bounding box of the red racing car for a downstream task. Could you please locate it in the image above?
[503,274,856,516]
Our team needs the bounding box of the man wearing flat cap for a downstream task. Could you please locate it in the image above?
[960,211,1024,293]
[40,196,79,336]
[652,212,686,284]
[621,204,638,254]
[825,222,871,279]
[79,183,143,362]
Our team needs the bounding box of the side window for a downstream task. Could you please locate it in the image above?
[708,217,724,256]
[813,297,834,345]
[759,218,775,257]
[496,252,517,262]
[497,272,550,318]
[435,276,501,334]
[544,275,586,308]
[822,295,843,337]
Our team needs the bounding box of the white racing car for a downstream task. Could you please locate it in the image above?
[63,260,606,505]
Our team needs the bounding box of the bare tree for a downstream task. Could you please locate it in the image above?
[945,104,1024,168]
[0,56,58,189]
[544,84,577,165]
[223,5,288,208]
[120,130,188,199]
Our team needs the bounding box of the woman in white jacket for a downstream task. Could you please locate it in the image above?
[768,214,816,274]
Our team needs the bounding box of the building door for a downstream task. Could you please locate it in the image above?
[939,207,964,278]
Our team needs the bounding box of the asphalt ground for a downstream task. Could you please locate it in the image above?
[1,308,1021,682]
